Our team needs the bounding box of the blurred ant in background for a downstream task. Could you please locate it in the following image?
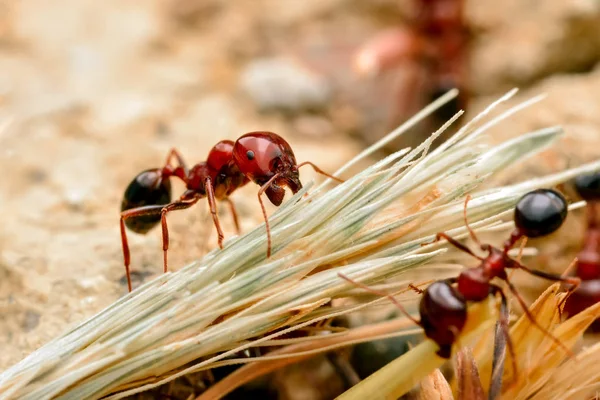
[564,171,600,330]
[340,189,579,386]
[354,0,469,148]
[120,131,342,292]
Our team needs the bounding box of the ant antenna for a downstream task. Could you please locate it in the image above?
[296,161,345,183]
[423,232,485,261]
[338,273,421,326]
[515,237,527,264]
[463,195,483,248]
[508,237,528,281]
[504,277,574,357]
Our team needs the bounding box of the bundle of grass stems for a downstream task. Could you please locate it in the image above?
[2,88,600,400]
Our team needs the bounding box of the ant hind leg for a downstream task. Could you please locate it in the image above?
[119,217,132,292]
[504,277,574,357]
[515,261,581,315]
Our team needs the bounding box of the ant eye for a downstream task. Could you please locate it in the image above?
[246,150,255,160]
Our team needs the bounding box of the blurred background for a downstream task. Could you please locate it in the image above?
[1,0,600,397]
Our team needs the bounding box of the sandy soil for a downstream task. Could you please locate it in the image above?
[1,0,599,394]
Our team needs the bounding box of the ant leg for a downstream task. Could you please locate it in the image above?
[462,194,483,248]
[296,161,344,183]
[326,352,361,389]
[120,205,170,292]
[257,173,282,258]
[160,197,200,273]
[489,285,517,393]
[515,237,527,264]
[338,273,421,326]
[121,200,199,290]
[504,277,574,357]
[205,178,225,249]
[163,148,189,182]
[226,198,241,235]
[424,232,484,261]
[561,257,578,277]
[408,283,423,294]
[515,262,581,313]
[119,217,132,292]
[508,238,528,280]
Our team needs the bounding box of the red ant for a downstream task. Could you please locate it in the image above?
[354,0,468,144]
[564,172,600,329]
[340,189,580,370]
[120,131,342,292]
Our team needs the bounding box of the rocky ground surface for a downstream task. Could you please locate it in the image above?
[1,0,599,398]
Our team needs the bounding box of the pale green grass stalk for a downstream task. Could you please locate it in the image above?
[1,89,599,400]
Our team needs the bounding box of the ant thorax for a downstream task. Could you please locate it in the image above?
[186,162,213,196]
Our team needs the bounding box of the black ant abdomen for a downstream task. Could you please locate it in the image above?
[419,280,467,358]
[574,172,600,201]
[513,188,568,238]
[121,168,172,234]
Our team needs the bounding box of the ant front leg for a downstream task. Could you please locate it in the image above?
[257,173,282,258]
[504,277,574,357]
[205,177,225,249]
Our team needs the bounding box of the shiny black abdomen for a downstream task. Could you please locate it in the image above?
[121,168,172,234]
[419,280,467,358]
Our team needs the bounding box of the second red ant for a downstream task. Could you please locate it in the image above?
[120,131,343,292]
[340,189,580,378]
[564,171,600,329]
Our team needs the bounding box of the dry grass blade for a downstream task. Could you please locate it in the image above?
[464,284,600,400]
[417,369,454,400]
[456,349,485,400]
[1,89,600,400]
[336,298,497,400]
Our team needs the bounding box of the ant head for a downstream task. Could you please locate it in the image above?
[233,131,302,206]
[121,168,172,233]
[207,140,235,172]
[574,171,600,201]
[514,189,567,238]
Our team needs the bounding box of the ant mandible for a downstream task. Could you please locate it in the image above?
[564,171,600,329]
[340,189,580,364]
[120,131,342,292]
